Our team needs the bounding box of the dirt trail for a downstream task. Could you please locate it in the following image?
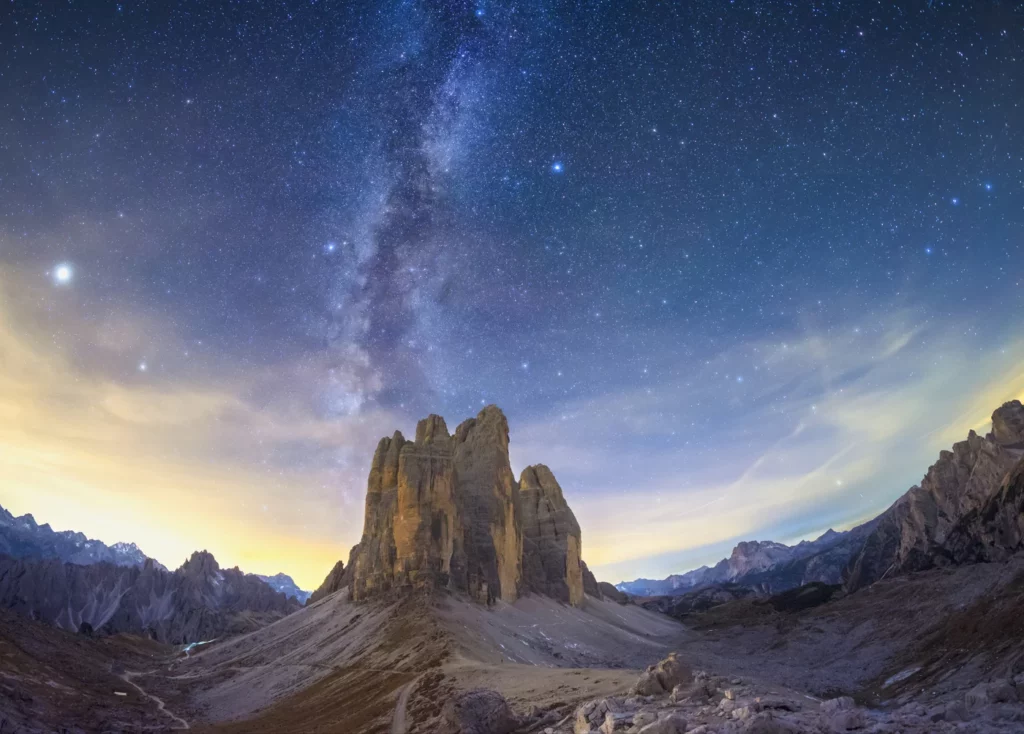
[123,671,191,731]
[390,673,423,734]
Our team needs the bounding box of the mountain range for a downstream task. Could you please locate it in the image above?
[619,399,1024,612]
[252,572,312,604]
[0,505,165,570]
[4,402,1024,733]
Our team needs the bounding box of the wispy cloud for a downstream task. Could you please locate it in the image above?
[513,309,1024,584]
[0,270,399,589]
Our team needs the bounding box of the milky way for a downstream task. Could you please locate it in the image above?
[1,1,1022,586]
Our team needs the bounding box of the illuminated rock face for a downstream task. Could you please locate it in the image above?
[349,405,586,606]
[519,464,584,606]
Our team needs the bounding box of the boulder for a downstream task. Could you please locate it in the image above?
[827,708,867,732]
[741,712,799,734]
[632,710,658,727]
[636,713,687,734]
[819,697,855,715]
[631,653,692,696]
[966,680,1018,708]
[441,689,518,734]
[575,698,627,734]
[598,710,633,732]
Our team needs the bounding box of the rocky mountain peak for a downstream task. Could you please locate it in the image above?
[349,406,588,606]
[520,464,565,499]
[0,504,164,570]
[179,550,220,578]
[845,404,1023,592]
[991,399,1024,446]
[415,414,451,444]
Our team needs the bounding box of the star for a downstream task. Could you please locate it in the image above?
[550,161,564,174]
[52,264,73,284]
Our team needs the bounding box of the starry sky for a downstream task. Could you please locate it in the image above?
[1,1,1022,590]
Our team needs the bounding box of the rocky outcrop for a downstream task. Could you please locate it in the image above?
[845,417,1022,591]
[0,550,298,643]
[0,504,164,570]
[441,689,519,734]
[307,559,347,605]
[519,464,583,605]
[943,458,1024,563]
[348,406,586,606]
[350,416,460,600]
[991,400,1024,447]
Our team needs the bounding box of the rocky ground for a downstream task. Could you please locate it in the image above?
[434,554,1024,734]
[498,661,1024,734]
[5,557,1024,733]
[0,609,176,732]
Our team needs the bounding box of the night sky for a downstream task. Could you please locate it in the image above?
[2,1,1022,588]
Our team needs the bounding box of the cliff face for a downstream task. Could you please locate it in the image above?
[349,406,588,606]
[944,457,1024,563]
[845,400,1024,591]
[451,407,522,604]
[519,464,584,605]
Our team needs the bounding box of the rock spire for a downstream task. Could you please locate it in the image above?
[347,405,588,606]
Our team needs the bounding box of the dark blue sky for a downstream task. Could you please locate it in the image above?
[1,1,1022,587]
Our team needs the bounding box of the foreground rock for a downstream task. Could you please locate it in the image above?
[632,652,692,696]
[348,406,603,606]
[441,689,519,734]
[552,655,1024,733]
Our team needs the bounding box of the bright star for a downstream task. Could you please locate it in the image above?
[138,361,147,372]
[53,263,73,284]
[925,247,933,255]
[951,197,959,205]
[551,161,564,174]
[984,182,993,191]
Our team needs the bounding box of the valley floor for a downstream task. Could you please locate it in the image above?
[5,557,1024,732]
